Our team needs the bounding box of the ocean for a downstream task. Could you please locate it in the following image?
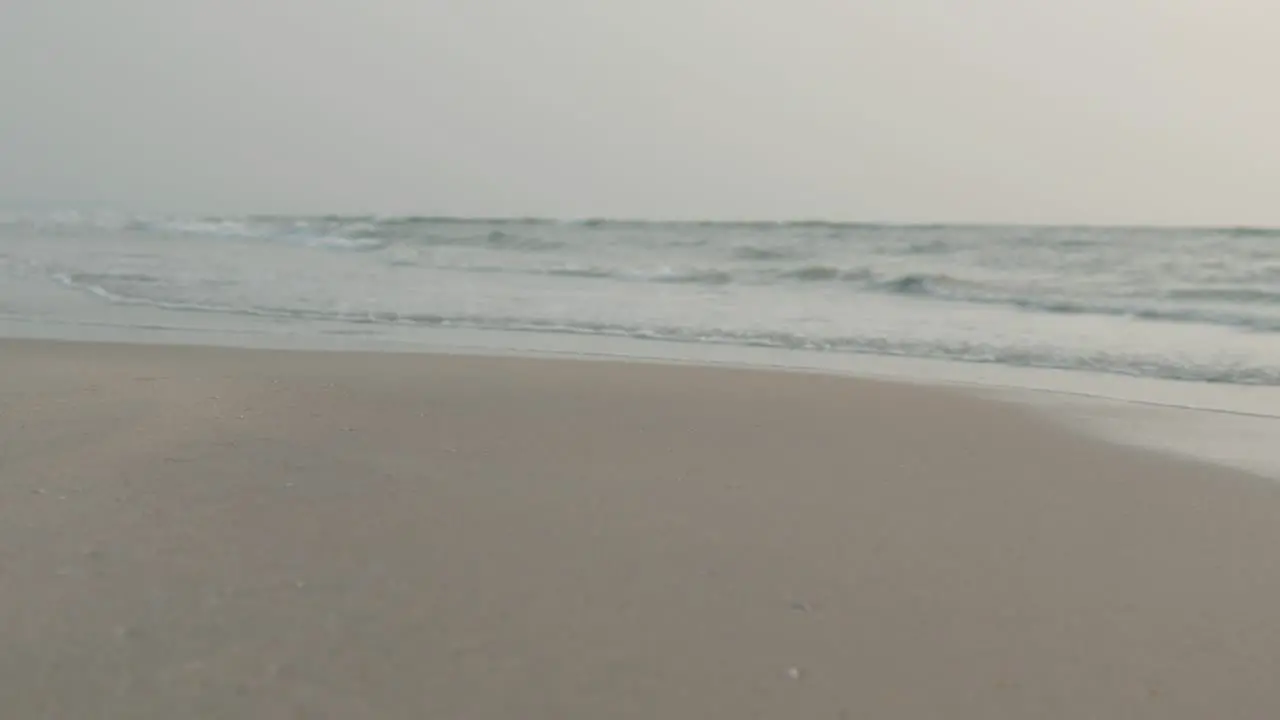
[4,212,1278,382]
[5,211,1280,474]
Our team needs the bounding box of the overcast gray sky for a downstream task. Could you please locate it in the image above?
[2,0,1277,224]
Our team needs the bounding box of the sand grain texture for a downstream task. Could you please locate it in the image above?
[2,339,1279,719]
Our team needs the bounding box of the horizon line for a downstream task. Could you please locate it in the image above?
[3,203,1280,233]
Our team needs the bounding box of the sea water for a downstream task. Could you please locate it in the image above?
[3,212,1278,474]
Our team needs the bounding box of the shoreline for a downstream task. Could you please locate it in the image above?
[6,327,1280,479]
[4,337,1280,717]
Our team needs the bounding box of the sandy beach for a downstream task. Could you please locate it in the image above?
[2,338,1279,719]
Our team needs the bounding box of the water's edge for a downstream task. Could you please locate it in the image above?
[6,214,1280,387]
[5,319,1277,480]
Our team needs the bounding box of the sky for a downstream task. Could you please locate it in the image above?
[2,0,1277,225]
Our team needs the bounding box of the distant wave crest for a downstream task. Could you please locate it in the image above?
[1165,287,1280,305]
[733,246,796,261]
[546,266,617,279]
[12,211,1280,389]
[652,269,735,285]
[1222,226,1280,238]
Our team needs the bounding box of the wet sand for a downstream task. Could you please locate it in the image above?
[2,338,1279,719]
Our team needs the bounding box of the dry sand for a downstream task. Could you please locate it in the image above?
[2,338,1279,719]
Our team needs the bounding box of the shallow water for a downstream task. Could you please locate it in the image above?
[3,212,1278,476]
[3,213,1279,385]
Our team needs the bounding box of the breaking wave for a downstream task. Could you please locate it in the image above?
[41,271,1280,386]
[9,211,1280,388]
